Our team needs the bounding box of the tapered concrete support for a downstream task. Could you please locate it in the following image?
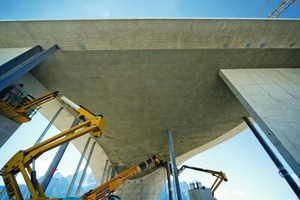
[35,107,63,145]
[101,160,109,184]
[41,117,80,192]
[67,137,92,197]
[75,141,96,196]
[106,165,112,182]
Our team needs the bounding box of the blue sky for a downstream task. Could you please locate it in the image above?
[0,0,299,20]
[0,0,299,200]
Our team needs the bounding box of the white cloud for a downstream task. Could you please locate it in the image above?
[35,158,53,178]
[104,11,110,18]
[215,187,228,199]
[233,189,245,196]
[203,174,215,186]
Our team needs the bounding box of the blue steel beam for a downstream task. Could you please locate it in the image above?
[0,45,59,92]
[0,45,43,76]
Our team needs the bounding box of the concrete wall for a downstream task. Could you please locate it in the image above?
[219,68,300,178]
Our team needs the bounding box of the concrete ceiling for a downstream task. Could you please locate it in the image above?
[1,19,299,175]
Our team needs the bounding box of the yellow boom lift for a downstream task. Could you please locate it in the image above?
[178,165,228,198]
[0,92,105,200]
[81,155,161,200]
[0,90,61,123]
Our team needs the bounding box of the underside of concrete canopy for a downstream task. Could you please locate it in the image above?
[0,19,300,199]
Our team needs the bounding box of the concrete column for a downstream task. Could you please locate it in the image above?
[101,160,109,184]
[67,137,92,197]
[41,117,80,192]
[75,141,96,196]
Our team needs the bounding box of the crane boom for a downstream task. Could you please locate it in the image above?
[178,165,228,196]
[0,90,61,123]
[0,93,105,200]
[267,0,296,18]
[81,155,161,200]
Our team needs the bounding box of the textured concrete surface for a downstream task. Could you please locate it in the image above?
[0,114,20,148]
[219,68,300,178]
[0,19,300,199]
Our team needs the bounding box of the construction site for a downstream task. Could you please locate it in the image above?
[0,1,300,200]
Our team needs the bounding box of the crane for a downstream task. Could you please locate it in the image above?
[178,165,228,198]
[0,92,105,200]
[267,0,296,18]
[81,155,161,200]
[0,90,61,123]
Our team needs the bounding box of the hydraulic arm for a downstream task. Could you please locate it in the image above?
[81,155,161,200]
[178,165,228,196]
[0,90,61,123]
[0,93,105,200]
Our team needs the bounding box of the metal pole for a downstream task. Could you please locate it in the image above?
[41,117,80,192]
[101,160,109,184]
[140,179,143,200]
[165,161,173,200]
[75,141,96,196]
[168,129,182,200]
[243,117,300,199]
[35,107,63,145]
[66,137,92,197]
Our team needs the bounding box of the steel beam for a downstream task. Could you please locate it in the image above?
[243,117,300,199]
[101,160,109,184]
[168,129,182,200]
[0,45,59,92]
[0,46,42,76]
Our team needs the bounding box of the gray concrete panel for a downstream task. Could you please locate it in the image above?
[219,68,300,178]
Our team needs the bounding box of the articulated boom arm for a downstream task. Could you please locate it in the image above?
[17,91,61,113]
[0,94,105,200]
[178,165,228,195]
[81,155,161,200]
[0,90,62,123]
